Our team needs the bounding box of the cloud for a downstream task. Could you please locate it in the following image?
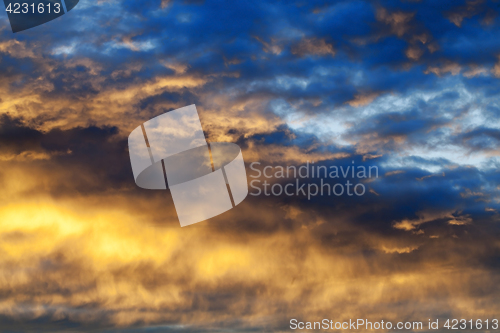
[464,65,488,78]
[425,62,462,76]
[346,93,380,107]
[253,36,282,55]
[0,40,36,58]
[0,0,500,331]
[492,55,500,77]
[405,44,424,60]
[376,8,415,37]
[445,0,489,27]
[290,38,336,57]
[393,210,472,231]
[385,170,405,177]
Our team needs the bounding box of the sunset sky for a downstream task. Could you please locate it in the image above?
[0,0,500,331]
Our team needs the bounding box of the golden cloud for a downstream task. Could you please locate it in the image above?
[346,93,380,107]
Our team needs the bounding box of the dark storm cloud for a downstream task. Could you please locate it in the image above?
[348,108,449,141]
[454,126,500,151]
[0,114,135,196]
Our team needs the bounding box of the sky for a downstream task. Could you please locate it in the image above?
[0,0,500,331]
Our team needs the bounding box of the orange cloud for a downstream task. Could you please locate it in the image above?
[464,65,488,78]
[291,38,336,57]
[376,8,415,37]
[492,55,500,78]
[446,0,486,27]
[424,62,462,76]
[346,93,380,107]
[405,45,424,60]
[0,40,36,58]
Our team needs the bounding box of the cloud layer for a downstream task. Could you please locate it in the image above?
[0,0,500,331]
